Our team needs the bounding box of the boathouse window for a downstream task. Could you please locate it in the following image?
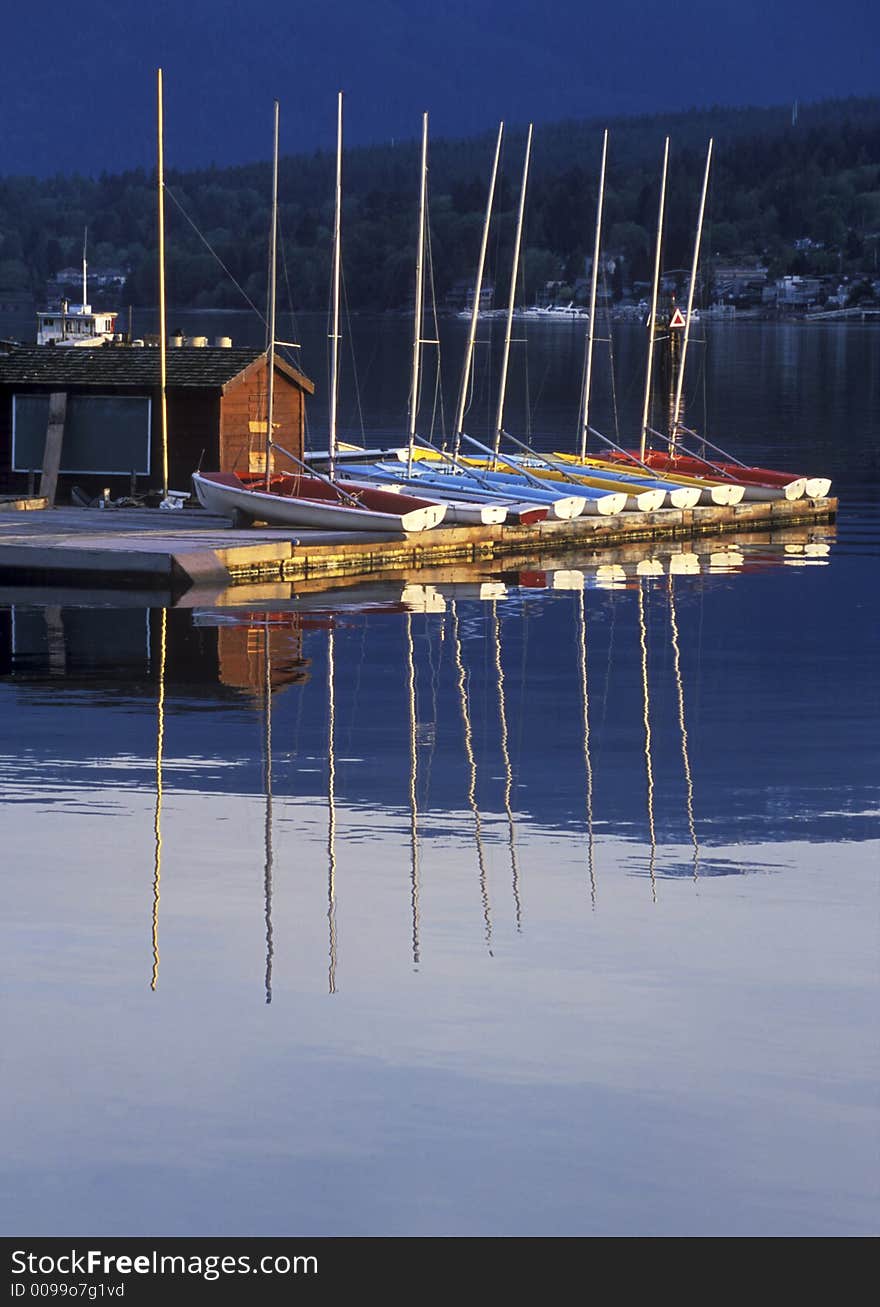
[12,394,151,474]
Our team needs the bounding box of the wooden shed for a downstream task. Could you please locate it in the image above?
[0,344,314,501]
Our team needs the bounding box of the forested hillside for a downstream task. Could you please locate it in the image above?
[1,97,878,311]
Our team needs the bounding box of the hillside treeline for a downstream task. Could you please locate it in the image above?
[1,97,878,312]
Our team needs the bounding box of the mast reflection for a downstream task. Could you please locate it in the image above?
[667,577,701,878]
[451,599,492,950]
[151,606,167,992]
[637,582,658,900]
[576,587,597,908]
[406,612,421,966]
[327,623,338,996]
[262,617,274,1005]
[492,602,522,930]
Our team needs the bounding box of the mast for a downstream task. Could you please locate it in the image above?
[407,112,429,477]
[452,121,504,460]
[265,100,280,490]
[639,136,669,463]
[82,227,88,309]
[157,69,169,498]
[492,123,533,464]
[670,138,713,456]
[578,128,608,462]
[328,91,343,482]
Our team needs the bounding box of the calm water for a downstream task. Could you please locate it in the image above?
[1,316,878,1237]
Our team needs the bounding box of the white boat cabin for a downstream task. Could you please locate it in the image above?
[36,301,118,347]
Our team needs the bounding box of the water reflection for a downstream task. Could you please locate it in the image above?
[667,578,700,879]
[0,518,868,998]
[327,623,337,996]
[151,607,166,991]
[492,601,522,929]
[2,502,878,1239]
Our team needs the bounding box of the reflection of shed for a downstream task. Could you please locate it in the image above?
[0,345,314,500]
[0,606,310,700]
[216,616,310,697]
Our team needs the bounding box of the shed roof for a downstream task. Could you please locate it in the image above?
[0,345,315,394]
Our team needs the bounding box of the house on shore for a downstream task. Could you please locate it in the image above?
[0,343,314,500]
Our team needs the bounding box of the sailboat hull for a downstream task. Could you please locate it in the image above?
[192,471,447,533]
[627,452,811,500]
[331,464,508,524]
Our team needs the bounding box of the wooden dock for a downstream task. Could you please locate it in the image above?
[0,496,838,596]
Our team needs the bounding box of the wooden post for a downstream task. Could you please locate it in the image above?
[39,391,67,506]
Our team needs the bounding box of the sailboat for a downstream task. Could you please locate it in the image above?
[598,139,831,501]
[526,133,737,508]
[407,128,706,515]
[192,97,447,534]
[329,117,583,524]
[401,125,631,519]
[323,115,514,527]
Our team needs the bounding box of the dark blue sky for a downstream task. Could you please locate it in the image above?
[2,0,877,176]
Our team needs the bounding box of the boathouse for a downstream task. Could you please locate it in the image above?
[0,344,314,501]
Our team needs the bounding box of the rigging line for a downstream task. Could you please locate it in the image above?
[576,589,597,909]
[451,600,493,950]
[701,323,710,441]
[602,262,621,444]
[340,263,367,444]
[406,613,421,966]
[327,626,338,995]
[424,214,447,445]
[667,578,700,880]
[519,241,532,443]
[637,582,658,902]
[262,618,274,1005]
[150,606,167,993]
[528,354,552,433]
[492,603,522,931]
[275,210,305,370]
[164,186,265,322]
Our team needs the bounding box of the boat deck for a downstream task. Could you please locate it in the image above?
[0,495,837,596]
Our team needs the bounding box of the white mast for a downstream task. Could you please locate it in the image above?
[407,112,429,476]
[82,227,88,309]
[492,123,533,464]
[453,121,504,460]
[639,136,669,463]
[157,69,169,497]
[265,100,280,490]
[578,128,608,462]
[670,138,713,456]
[328,91,343,482]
